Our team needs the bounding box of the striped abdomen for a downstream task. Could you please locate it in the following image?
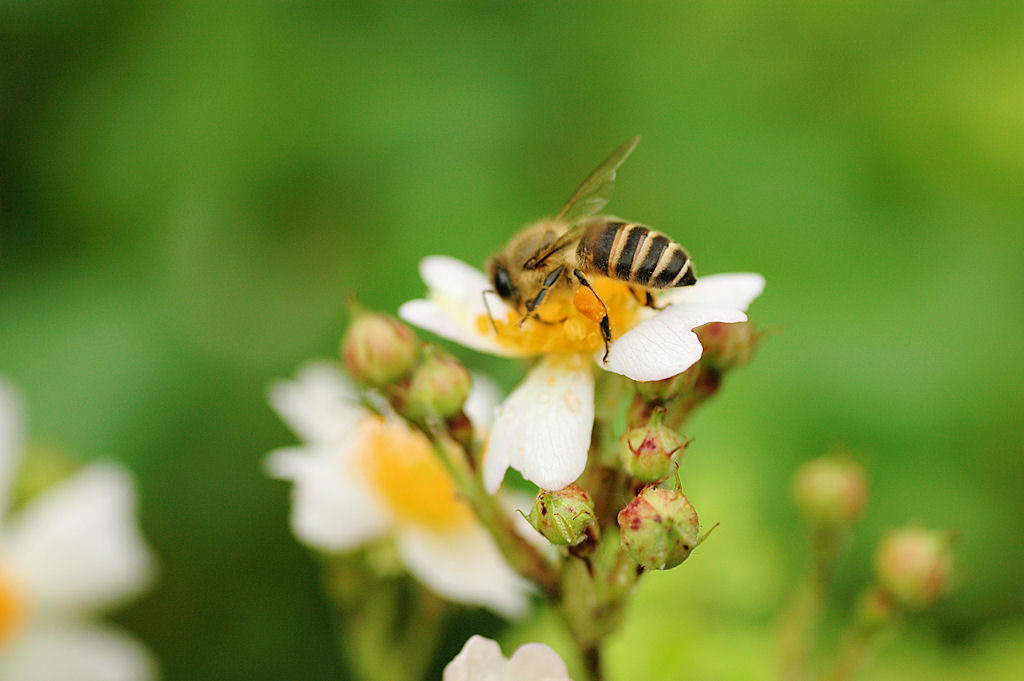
[576,219,696,288]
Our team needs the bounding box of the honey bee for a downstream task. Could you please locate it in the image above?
[486,136,697,361]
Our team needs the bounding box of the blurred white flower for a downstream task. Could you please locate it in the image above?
[400,255,764,492]
[443,635,573,681]
[0,380,157,681]
[265,361,531,617]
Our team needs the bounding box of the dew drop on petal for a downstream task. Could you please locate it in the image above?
[563,390,581,413]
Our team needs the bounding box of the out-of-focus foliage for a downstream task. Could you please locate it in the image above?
[2,2,1022,680]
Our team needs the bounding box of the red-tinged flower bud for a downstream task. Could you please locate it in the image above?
[341,307,419,386]
[401,346,472,422]
[792,456,868,528]
[618,409,688,483]
[696,321,757,371]
[527,484,596,546]
[618,487,702,570]
[874,526,955,611]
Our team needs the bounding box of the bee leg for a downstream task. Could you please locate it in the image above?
[573,269,612,362]
[517,264,566,328]
[630,287,666,310]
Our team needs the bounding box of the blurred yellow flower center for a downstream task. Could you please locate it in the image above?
[0,567,24,648]
[360,418,472,531]
[477,279,640,355]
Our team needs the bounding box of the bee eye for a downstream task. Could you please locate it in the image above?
[493,266,516,301]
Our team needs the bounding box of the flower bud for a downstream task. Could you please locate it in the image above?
[618,410,688,483]
[696,321,757,372]
[792,456,867,528]
[634,363,700,401]
[618,487,701,570]
[527,484,596,546]
[400,346,472,422]
[874,526,954,610]
[341,307,419,385]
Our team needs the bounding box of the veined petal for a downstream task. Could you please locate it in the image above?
[395,524,531,618]
[267,362,364,446]
[265,444,390,551]
[3,463,154,616]
[0,623,157,681]
[659,272,765,311]
[0,379,25,519]
[484,356,594,493]
[602,305,748,382]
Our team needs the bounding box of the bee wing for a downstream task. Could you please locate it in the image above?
[555,135,640,224]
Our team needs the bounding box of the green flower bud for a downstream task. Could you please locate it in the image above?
[618,487,702,570]
[792,456,868,528]
[618,409,688,483]
[634,363,700,401]
[400,346,472,422]
[874,526,955,610]
[696,321,757,372]
[527,484,596,546]
[341,307,419,385]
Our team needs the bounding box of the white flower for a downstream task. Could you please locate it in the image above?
[399,255,764,492]
[443,635,573,681]
[0,380,157,681]
[265,361,531,617]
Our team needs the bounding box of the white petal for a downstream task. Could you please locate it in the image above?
[464,373,503,434]
[419,255,497,314]
[442,636,573,681]
[395,524,531,618]
[267,361,364,446]
[400,256,531,358]
[0,623,157,681]
[601,304,748,382]
[0,378,26,518]
[3,463,154,615]
[443,635,505,681]
[399,299,524,357]
[265,444,390,551]
[659,272,765,311]
[484,357,594,493]
[505,642,572,680]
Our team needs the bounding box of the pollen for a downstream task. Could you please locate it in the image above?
[477,279,640,355]
[0,567,25,647]
[359,418,473,531]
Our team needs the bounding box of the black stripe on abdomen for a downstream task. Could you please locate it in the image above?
[652,248,688,288]
[614,225,646,279]
[633,234,669,285]
[588,222,621,274]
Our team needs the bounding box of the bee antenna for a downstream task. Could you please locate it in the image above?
[481,289,500,336]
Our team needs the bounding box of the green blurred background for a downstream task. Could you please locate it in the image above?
[3,2,1023,680]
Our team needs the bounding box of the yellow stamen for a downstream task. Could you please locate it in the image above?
[476,279,640,355]
[359,418,473,531]
[0,567,24,647]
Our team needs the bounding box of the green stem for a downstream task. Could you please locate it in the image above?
[429,434,560,596]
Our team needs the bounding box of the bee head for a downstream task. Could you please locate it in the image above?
[489,259,519,306]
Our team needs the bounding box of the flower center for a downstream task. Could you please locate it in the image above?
[477,279,640,355]
[360,418,473,531]
[0,566,25,649]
